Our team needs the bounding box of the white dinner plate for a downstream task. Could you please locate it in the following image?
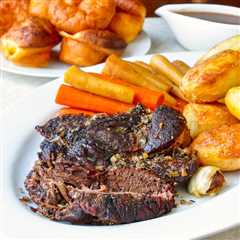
[0,31,151,78]
[1,52,240,239]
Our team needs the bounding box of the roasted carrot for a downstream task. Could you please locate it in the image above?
[57,108,96,116]
[91,73,164,110]
[55,85,134,114]
[64,66,135,104]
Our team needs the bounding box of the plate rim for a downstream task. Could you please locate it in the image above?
[0,31,151,78]
[1,51,240,239]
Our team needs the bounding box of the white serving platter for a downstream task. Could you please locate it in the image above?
[1,52,240,239]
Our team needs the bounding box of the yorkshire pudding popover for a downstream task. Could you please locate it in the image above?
[48,0,116,34]
[1,17,61,67]
[59,29,127,66]
[0,0,29,36]
[29,0,49,19]
[109,0,146,43]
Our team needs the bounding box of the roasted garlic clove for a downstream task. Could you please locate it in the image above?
[188,166,225,197]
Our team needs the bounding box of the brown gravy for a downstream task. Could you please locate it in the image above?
[174,11,240,25]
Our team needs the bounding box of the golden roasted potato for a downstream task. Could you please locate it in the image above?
[225,86,240,120]
[192,124,240,171]
[183,103,239,138]
[198,35,240,63]
[180,50,240,103]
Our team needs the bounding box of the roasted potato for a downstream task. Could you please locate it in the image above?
[180,50,240,103]
[225,86,240,120]
[191,124,240,171]
[198,35,240,63]
[183,103,239,138]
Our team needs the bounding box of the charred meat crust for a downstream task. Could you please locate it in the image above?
[36,105,190,170]
[37,105,152,169]
[144,106,187,153]
[111,148,198,184]
[35,114,88,140]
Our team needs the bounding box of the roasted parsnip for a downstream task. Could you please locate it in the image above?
[103,55,177,105]
[134,61,174,88]
[172,60,190,75]
[150,55,183,86]
[129,62,170,92]
[64,66,135,104]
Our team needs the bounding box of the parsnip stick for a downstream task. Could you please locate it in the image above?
[172,60,191,75]
[134,61,154,72]
[103,55,155,90]
[217,98,225,104]
[170,85,187,101]
[150,55,183,86]
[129,62,170,92]
[64,66,135,104]
[102,55,177,106]
[130,63,177,105]
[135,61,175,89]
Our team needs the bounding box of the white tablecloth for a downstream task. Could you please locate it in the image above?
[0,17,239,240]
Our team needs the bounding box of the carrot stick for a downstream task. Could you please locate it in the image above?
[55,85,134,114]
[57,108,96,116]
[91,73,164,110]
[96,73,177,107]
